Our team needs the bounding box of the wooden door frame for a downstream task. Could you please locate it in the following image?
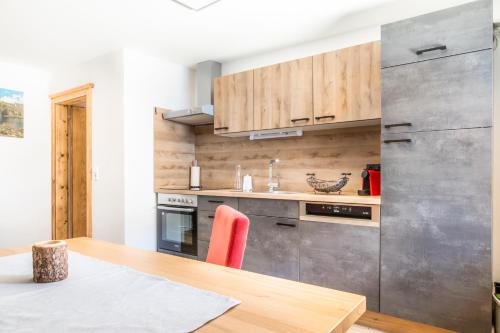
[49,83,94,239]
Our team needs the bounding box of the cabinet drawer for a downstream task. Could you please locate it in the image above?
[381,128,491,331]
[198,196,238,212]
[238,198,298,218]
[382,50,492,133]
[243,215,299,280]
[381,0,492,68]
[197,210,215,242]
[300,221,380,311]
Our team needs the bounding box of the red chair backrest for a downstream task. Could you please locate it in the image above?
[206,205,250,269]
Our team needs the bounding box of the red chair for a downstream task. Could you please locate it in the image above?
[206,205,250,269]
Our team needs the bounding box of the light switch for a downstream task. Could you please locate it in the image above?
[92,167,100,181]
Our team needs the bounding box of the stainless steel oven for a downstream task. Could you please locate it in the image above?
[157,193,198,256]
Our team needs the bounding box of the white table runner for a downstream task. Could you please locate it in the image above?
[0,251,239,332]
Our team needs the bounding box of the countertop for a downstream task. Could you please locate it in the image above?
[156,188,381,205]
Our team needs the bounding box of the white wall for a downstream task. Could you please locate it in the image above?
[222,0,496,75]
[48,49,194,250]
[50,51,125,244]
[123,49,193,250]
[0,61,51,247]
[222,26,379,75]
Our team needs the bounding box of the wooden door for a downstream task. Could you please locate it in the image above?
[254,57,313,130]
[213,70,253,134]
[53,104,69,239]
[70,106,88,237]
[313,41,381,125]
[51,84,93,240]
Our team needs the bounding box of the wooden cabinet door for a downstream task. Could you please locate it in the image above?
[313,42,381,125]
[214,70,253,134]
[254,57,313,130]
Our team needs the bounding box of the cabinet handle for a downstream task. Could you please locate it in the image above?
[208,215,215,219]
[291,117,310,123]
[214,126,228,130]
[276,222,296,228]
[315,115,335,120]
[383,139,412,144]
[415,45,447,55]
[384,122,412,129]
[208,200,224,204]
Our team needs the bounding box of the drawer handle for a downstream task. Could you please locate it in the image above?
[384,139,412,144]
[315,115,335,120]
[276,222,296,228]
[291,117,310,123]
[415,45,447,55]
[214,126,228,130]
[208,215,214,219]
[384,122,412,129]
[207,200,224,204]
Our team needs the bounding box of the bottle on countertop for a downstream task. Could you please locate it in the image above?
[190,160,201,191]
[242,175,253,192]
[234,165,242,191]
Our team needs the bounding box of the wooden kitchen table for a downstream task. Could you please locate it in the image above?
[0,237,365,333]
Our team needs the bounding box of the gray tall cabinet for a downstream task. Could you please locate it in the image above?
[380,0,493,332]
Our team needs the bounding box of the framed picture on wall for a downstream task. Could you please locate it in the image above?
[0,88,24,138]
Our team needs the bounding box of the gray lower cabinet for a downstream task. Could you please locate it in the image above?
[197,195,238,261]
[198,196,238,212]
[198,210,215,242]
[380,128,491,332]
[382,50,492,133]
[381,0,492,68]
[239,198,298,219]
[197,240,209,261]
[242,215,299,280]
[299,222,380,311]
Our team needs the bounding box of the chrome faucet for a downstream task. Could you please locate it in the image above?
[268,159,280,193]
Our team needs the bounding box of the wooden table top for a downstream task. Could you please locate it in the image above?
[157,188,381,205]
[0,237,366,333]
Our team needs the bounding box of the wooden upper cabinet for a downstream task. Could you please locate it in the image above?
[214,70,254,134]
[254,57,313,130]
[313,41,381,125]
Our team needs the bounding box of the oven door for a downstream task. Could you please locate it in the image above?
[157,205,197,256]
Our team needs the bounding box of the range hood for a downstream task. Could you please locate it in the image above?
[162,61,221,126]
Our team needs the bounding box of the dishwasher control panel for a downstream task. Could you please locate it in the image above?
[305,203,372,220]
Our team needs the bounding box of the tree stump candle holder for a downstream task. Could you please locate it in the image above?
[32,240,68,283]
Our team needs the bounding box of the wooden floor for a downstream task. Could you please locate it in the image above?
[351,311,456,333]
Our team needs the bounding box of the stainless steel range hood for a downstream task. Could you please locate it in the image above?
[162,61,221,126]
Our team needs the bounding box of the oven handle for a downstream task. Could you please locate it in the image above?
[157,206,196,213]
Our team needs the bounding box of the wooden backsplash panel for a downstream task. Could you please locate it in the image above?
[194,125,380,193]
[154,108,195,190]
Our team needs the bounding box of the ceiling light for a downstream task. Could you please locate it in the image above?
[171,0,221,11]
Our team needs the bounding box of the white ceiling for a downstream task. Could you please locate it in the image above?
[0,0,493,70]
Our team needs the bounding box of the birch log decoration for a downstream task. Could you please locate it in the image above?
[32,240,68,283]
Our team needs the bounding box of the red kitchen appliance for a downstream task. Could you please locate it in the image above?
[358,164,381,196]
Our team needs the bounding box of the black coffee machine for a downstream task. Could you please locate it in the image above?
[358,164,381,196]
